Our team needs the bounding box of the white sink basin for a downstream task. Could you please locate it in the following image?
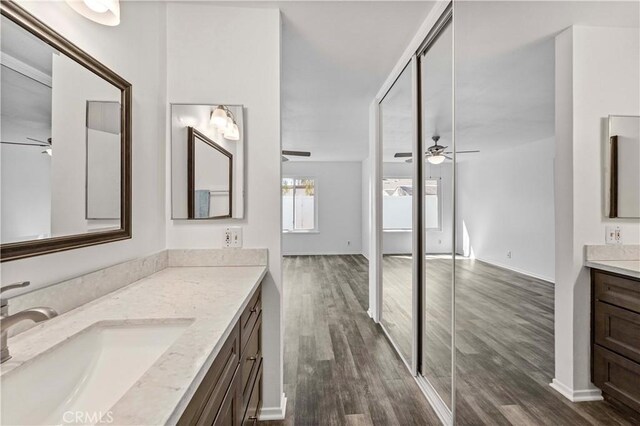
[1,321,190,425]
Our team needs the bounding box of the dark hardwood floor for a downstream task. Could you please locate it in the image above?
[268,255,640,426]
[266,255,441,426]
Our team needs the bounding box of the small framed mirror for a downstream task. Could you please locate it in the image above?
[607,115,640,218]
[0,1,131,262]
[171,104,245,219]
[188,127,233,219]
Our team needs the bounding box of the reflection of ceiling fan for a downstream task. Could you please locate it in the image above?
[282,150,311,162]
[394,135,479,164]
[0,137,52,156]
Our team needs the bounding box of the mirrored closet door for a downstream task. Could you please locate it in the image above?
[419,16,454,412]
[379,63,415,366]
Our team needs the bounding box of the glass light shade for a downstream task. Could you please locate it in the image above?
[65,0,120,26]
[210,107,229,129]
[224,122,240,141]
[427,154,445,165]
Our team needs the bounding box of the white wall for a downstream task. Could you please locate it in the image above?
[361,157,370,259]
[1,1,167,291]
[456,137,555,282]
[282,161,362,255]
[554,26,640,399]
[164,3,283,414]
[1,119,52,242]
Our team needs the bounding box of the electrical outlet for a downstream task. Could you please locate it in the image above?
[605,226,622,245]
[507,251,512,259]
[347,240,351,246]
[224,227,243,248]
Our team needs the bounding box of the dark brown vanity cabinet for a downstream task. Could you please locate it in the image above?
[179,284,263,425]
[591,270,640,413]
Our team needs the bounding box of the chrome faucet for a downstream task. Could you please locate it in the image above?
[1,281,58,363]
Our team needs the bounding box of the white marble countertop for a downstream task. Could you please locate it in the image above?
[585,260,640,279]
[0,266,267,425]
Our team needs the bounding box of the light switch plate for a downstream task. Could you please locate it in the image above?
[605,226,622,245]
[224,227,243,248]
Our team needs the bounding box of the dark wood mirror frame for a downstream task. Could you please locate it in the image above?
[187,127,233,219]
[0,0,132,262]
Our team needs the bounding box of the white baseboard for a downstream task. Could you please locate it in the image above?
[550,379,603,402]
[475,257,555,284]
[415,375,453,426]
[259,393,287,420]
[282,251,363,256]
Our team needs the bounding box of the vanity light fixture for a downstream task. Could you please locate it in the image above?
[65,0,121,26]
[210,105,240,141]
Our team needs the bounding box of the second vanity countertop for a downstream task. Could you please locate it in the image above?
[0,265,267,425]
[585,259,640,280]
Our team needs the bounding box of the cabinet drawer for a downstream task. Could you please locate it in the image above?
[595,301,640,363]
[211,368,242,426]
[178,323,240,426]
[242,360,263,426]
[594,270,640,313]
[241,285,262,354]
[241,314,262,400]
[594,345,640,413]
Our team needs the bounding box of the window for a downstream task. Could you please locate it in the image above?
[282,178,316,232]
[382,178,440,230]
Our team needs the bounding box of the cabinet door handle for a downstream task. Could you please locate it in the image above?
[250,307,257,313]
[247,356,257,362]
[249,416,258,424]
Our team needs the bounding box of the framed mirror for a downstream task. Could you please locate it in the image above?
[607,115,640,218]
[171,104,245,220]
[0,1,131,262]
[188,127,233,219]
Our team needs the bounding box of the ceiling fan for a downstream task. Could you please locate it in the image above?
[0,137,52,156]
[282,150,311,162]
[394,136,479,164]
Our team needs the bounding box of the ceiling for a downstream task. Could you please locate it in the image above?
[215,1,437,161]
[381,0,640,164]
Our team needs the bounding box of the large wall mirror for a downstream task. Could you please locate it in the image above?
[607,115,639,218]
[171,104,244,219]
[0,1,131,262]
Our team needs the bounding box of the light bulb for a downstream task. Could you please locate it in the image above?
[83,0,108,12]
[427,155,445,165]
[210,106,229,129]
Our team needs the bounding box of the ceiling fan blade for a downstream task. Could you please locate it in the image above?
[443,150,480,154]
[282,150,311,157]
[394,152,412,158]
[281,156,289,162]
[444,155,452,160]
[27,137,48,144]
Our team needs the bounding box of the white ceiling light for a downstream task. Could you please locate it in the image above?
[427,154,445,165]
[66,0,120,26]
[210,106,229,129]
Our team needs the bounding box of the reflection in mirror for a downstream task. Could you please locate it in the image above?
[86,101,121,220]
[0,13,123,247]
[420,20,453,410]
[380,63,414,366]
[608,115,640,218]
[188,127,232,219]
[171,104,245,220]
